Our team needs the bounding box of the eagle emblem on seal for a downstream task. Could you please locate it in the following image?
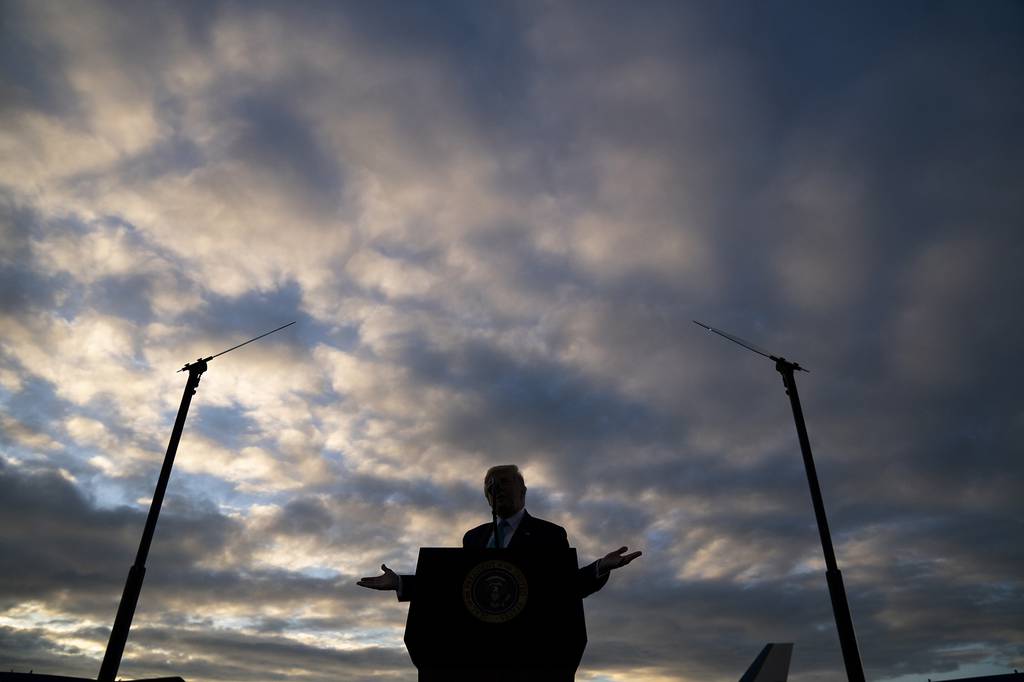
[462,560,529,623]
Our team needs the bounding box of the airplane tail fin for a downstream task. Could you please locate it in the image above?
[738,643,794,682]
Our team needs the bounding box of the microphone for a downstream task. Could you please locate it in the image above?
[486,480,498,512]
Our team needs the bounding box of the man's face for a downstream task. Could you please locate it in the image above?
[485,469,526,519]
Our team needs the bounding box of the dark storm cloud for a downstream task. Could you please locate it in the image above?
[0,2,80,117]
[0,460,236,608]
[525,0,1024,320]
[192,405,261,453]
[0,461,407,677]
[716,3,1024,339]
[184,283,305,338]
[463,226,585,300]
[0,200,66,315]
[584,561,1022,681]
[0,1,222,130]
[0,625,101,678]
[340,471,481,515]
[581,576,846,678]
[225,94,344,216]
[0,377,70,455]
[3,623,409,682]
[335,0,537,142]
[0,207,174,337]
[106,135,207,185]
[266,496,333,537]
[392,333,681,459]
[267,473,483,552]
[124,626,409,682]
[87,274,156,322]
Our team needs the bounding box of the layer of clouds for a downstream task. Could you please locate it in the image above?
[1,1,1022,681]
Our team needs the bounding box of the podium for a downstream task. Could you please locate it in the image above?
[404,548,588,682]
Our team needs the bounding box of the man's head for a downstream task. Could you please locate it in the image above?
[484,464,526,519]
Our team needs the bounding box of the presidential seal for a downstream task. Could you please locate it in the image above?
[462,560,529,623]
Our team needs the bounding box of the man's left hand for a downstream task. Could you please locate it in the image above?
[597,546,642,575]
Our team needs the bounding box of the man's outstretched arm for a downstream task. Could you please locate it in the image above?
[579,545,641,598]
[357,564,416,601]
[596,546,642,576]
[357,563,399,590]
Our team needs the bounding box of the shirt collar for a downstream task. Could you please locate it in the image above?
[499,506,527,532]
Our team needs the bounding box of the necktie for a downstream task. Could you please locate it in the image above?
[496,520,510,548]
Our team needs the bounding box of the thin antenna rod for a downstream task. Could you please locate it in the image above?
[180,321,296,371]
[692,320,808,372]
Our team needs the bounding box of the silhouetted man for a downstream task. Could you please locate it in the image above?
[358,464,641,600]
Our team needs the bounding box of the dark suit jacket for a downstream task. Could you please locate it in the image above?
[398,511,608,602]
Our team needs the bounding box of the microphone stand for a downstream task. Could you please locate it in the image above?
[485,483,501,680]
[97,322,294,682]
[487,482,500,549]
[694,321,866,682]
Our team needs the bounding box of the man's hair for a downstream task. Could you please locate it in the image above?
[484,464,525,488]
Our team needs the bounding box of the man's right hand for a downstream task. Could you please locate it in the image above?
[357,563,399,591]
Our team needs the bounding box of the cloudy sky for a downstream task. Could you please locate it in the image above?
[1,1,1022,681]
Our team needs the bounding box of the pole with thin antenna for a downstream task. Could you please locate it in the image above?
[694,321,866,682]
[98,322,295,682]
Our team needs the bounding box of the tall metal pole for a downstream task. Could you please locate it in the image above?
[96,321,294,682]
[776,359,865,682]
[97,360,207,682]
[693,321,866,682]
